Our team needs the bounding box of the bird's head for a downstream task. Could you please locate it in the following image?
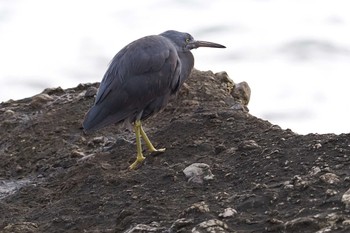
[160,30,226,52]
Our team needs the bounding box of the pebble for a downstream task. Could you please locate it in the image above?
[169,218,194,231]
[84,86,98,97]
[77,154,95,163]
[319,173,340,184]
[15,165,23,173]
[291,175,310,189]
[3,222,38,233]
[341,188,350,209]
[180,201,210,218]
[232,81,251,106]
[231,102,249,112]
[70,150,86,158]
[312,143,322,149]
[88,136,109,147]
[325,189,338,196]
[182,99,200,106]
[238,140,260,150]
[183,163,214,184]
[41,86,65,95]
[283,181,294,190]
[309,166,321,176]
[4,109,15,117]
[124,222,165,233]
[185,201,210,213]
[284,217,320,231]
[192,219,228,233]
[219,207,237,218]
[30,93,54,107]
[342,219,350,225]
[215,71,233,85]
[215,71,235,93]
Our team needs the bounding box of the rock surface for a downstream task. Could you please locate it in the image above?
[0,69,350,232]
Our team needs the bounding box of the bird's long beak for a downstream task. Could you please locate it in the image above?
[188,40,226,49]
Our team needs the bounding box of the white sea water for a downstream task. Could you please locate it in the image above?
[1,0,350,134]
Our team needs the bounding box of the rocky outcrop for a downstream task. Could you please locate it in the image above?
[0,69,349,232]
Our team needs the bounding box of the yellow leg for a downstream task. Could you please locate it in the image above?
[139,122,166,153]
[129,120,166,169]
[129,121,145,169]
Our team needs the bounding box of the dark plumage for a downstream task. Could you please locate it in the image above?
[83,30,225,169]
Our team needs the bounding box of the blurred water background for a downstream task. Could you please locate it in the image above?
[0,0,350,135]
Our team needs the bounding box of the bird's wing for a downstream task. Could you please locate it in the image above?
[95,35,181,105]
[83,36,181,131]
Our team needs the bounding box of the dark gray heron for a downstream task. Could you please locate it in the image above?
[83,30,225,169]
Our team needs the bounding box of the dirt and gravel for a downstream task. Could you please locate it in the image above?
[0,69,350,233]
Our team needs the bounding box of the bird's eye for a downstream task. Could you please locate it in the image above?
[185,38,190,43]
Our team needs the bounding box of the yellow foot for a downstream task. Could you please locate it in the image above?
[129,155,146,170]
[150,147,166,155]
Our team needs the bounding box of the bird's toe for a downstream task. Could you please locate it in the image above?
[129,154,146,170]
[150,147,166,155]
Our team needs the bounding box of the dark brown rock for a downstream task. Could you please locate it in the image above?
[0,69,349,232]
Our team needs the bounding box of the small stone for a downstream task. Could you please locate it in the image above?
[178,83,190,96]
[92,136,106,143]
[231,102,249,112]
[312,143,322,149]
[15,165,23,173]
[77,154,95,163]
[238,140,260,150]
[309,166,321,176]
[284,217,320,232]
[326,189,338,196]
[3,222,38,233]
[85,86,98,97]
[232,81,251,106]
[225,147,237,155]
[182,100,200,106]
[291,175,310,189]
[284,184,294,190]
[125,222,165,232]
[268,218,284,225]
[341,188,350,209]
[42,86,65,95]
[88,136,108,147]
[70,150,85,158]
[183,201,210,215]
[219,207,237,218]
[4,109,15,117]
[101,162,112,170]
[183,163,214,184]
[192,219,228,233]
[169,218,194,231]
[192,202,209,212]
[325,189,338,196]
[76,91,86,99]
[215,71,233,83]
[342,219,350,225]
[319,173,340,184]
[215,71,235,93]
[30,93,54,107]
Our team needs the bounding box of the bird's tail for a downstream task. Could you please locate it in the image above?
[82,104,130,133]
[82,105,109,133]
